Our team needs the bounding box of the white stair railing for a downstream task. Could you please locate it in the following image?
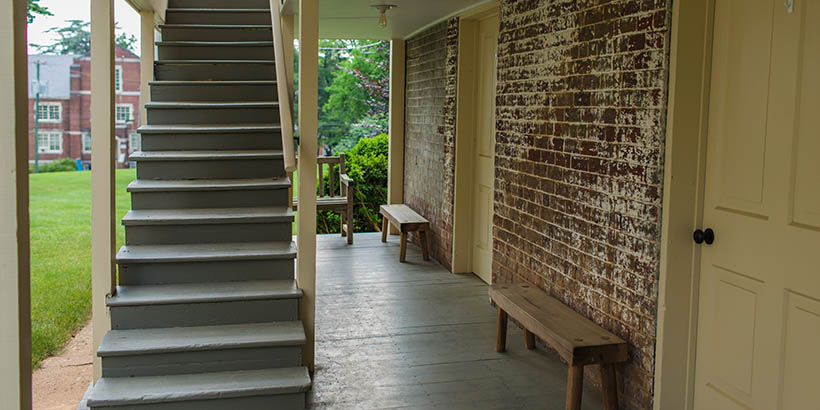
[270,0,296,173]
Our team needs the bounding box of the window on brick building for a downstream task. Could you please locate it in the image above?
[82,133,91,153]
[115,66,123,92]
[36,131,63,154]
[36,102,61,122]
[116,104,133,123]
[129,133,140,154]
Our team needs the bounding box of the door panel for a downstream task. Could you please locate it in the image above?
[694,1,820,409]
[470,15,498,284]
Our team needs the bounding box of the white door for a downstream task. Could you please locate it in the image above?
[693,1,820,409]
[470,14,498,284]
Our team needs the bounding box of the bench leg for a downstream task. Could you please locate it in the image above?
[399,232,407,262]
[340,212,346,237]
[419,230,430,261]
[381,217,388,242]
[495,308,508,353]
[599,364,619,410]
[565,364,584,410]
[524,328,535,349]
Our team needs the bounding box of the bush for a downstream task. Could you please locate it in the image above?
[316,133,387,234]
[30,158,77,174]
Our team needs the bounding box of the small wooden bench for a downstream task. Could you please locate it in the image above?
[489,283,627,410]
[379,204,430,262]
[292,154,355,244]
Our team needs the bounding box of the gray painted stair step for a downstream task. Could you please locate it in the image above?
[127,177,289,193]
[165,8,271,25]
[98,322,305,356]
[122,206,293,226]
[116,241,296,263]
[108,280,301,307]
[160,25,272,42]
[145,102,279,125]
[150,81,277,102]
[157,41,274,61]
[86,367,311,407]
[129,149,282,161]
[137,123,280,134]
[154,60,275,81]
[168,0,269,8]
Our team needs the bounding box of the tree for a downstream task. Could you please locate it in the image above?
[31,20,139,55]
[27,0,53,23]
[31,20,90,54]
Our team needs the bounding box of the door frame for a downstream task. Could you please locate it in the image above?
[451,2,499,275]
[654,0,716,408]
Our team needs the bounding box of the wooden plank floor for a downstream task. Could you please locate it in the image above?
[308,233,605,410]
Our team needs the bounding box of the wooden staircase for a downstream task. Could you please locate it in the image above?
[84,0,309,408]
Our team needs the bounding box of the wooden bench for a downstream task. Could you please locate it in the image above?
[489,283,627,410]
[292,154,355,244]
[379,204,430,262]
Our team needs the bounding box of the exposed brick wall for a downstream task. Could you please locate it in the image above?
[492,1,671,408]
[403,19,459,269]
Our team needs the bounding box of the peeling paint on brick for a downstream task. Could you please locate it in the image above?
[492,0,672,408]
[403,19,459,270]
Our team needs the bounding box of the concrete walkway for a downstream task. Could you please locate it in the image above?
[309,233,604,410]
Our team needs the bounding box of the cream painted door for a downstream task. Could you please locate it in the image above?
[470,14,499,284]
[694,1,820,409]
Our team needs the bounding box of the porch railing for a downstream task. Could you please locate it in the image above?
[270,0,296,173]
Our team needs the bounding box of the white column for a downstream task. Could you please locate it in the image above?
[0,0,32,407]
[297,0,319,373]
[387,39,406,235]
[140,9,154,126]
[90,0,117,382]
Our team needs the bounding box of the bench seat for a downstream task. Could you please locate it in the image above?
[379,204,430,262]
[490,283,627,410]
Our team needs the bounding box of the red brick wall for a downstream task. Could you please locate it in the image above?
[492,0,671,408]
[403,19,459,269]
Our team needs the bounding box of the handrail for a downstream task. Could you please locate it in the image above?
[270,0,296,173]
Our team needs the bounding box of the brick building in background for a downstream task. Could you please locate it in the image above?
[28,45,141,169]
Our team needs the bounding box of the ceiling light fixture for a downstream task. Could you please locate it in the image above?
[371,4,397,28]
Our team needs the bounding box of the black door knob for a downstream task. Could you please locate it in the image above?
[693,228,715,245]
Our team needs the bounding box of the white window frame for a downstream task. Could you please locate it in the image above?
[115,104,133,124]
[128,133,140,154]
[36,102,62,123]
[82,133,91,153]
[115,66,123,92]
[36,131,63,154]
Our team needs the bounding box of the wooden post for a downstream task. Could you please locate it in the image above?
[297,0,318,373]
[0,0,32,407]
[599,364,619,410]
[524,328,535,349]
[565,365,584,410]
[495,308,507,352]
[139,9,154,127]
[282,14,295,209]
[90,0,117,382]
[387,39,405,235]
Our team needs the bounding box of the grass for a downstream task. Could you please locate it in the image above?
[30,169,135,368]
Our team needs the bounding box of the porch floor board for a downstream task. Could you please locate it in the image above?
[310,232,604,410]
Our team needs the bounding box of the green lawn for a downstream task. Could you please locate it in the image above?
[30,169,135,367]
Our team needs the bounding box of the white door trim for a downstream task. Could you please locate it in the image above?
[654,0,715,409]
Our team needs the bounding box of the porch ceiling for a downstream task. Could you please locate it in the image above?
[281,0,492,40]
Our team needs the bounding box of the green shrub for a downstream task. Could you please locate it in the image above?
[31,158,77,173]
[317,133,387,234]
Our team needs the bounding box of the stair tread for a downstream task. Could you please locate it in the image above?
[155,59,274,64]
[149,80,276,85]
[137,123,281,134]
[86,367,311,406]
[167,8,270,12]
[127,177,290,192]
[157,40,273,46]
[129,149,283,161]
[109,279,301,307]
[145,101,278,108]
[160,24,272,30]
[98,322,305,356]
[122,206,293,225]
[116,241,296,263]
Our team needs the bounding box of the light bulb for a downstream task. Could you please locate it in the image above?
[379,13,387,28]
